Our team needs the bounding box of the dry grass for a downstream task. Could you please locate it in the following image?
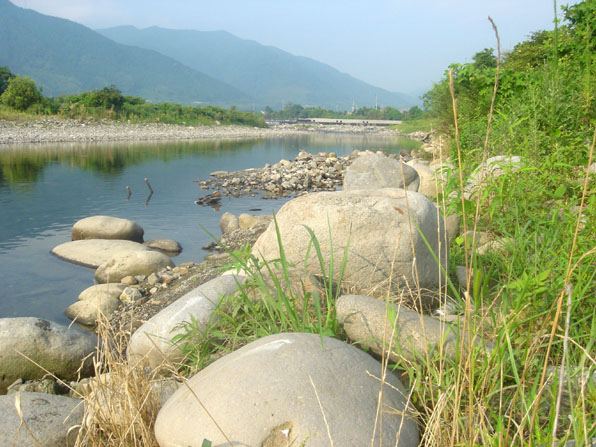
[74,314,162,447]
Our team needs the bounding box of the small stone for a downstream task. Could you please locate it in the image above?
[150,287,158,295]
[147,273,161,286]
[120,275,138,285]
[120,287,143,304]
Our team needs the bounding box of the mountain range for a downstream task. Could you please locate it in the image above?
[0,0,414,109]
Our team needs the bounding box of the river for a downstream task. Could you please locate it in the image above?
[0,133,408,325]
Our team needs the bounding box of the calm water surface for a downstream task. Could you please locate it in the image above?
[0,134,407,325]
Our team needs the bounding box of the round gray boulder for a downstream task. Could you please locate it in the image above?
[95,250,175,284]
[0,392,83,447]
[336,294,459,363]
[143,238,183,255]
[154,333,419,447]
[72,215,144,242]
[252,189,448,297]
[0,318,96,394]
[344,153,420,191]
[64,283,126,327]
[51,239,149,269]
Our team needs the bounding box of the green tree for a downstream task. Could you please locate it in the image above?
[0,75,43,111]
[407,105,424,119]
[88,85,125,111]
[473,48,497,69]
[0,66,15,96]
[503,31,551,71]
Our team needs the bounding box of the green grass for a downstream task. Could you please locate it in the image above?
[171,218,349,375]
[390,117,436,133]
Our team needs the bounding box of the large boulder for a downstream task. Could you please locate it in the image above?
[343,153,420,191]
[95,250,175,284]
[64,283,126,327]
[72,215,144,242]
[154,333,419,447]
[128,274,245,368]
[252,189,448,297]
[0,318,96,394]
[51,239,149,269]
[0,392,83,447]
[336,294,459,363]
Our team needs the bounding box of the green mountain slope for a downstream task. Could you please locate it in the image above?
[0,0,250,105]
[97,26,416,109]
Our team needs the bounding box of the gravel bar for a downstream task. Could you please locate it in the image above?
[0,117,400,145]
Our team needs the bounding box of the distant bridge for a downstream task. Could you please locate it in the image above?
[268,118,402,126]
[298,118,401,126]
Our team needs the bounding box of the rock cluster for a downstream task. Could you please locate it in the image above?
[5,143,540,446]
[195,150,408,200]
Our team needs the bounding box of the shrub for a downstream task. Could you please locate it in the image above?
[0,75,43,111]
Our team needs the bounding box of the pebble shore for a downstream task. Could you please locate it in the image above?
[0,117,400,145]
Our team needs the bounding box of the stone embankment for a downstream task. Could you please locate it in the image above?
[0,117,401,145]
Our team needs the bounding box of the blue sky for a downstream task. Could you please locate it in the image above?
[11,0,578,98]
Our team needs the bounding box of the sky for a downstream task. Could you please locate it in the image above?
[11,0,579,98]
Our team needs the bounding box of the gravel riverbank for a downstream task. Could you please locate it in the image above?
[0,117,401,145]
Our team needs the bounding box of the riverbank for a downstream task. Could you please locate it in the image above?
[0,117,403,145]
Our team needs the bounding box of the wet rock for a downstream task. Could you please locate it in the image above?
[0,318,96,394]
[72,215,144,242]
[154,333,419,447]
[143,238,182,255]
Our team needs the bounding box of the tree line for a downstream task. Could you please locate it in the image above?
[262,103,424,121]
[0,72,266,127]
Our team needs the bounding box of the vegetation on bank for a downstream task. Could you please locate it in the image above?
[154,2,594,446]
[5,1,595,445]
[262,102,425,121]
[0,76,266,127]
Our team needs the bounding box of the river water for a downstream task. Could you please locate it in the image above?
[0,134,407,325]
